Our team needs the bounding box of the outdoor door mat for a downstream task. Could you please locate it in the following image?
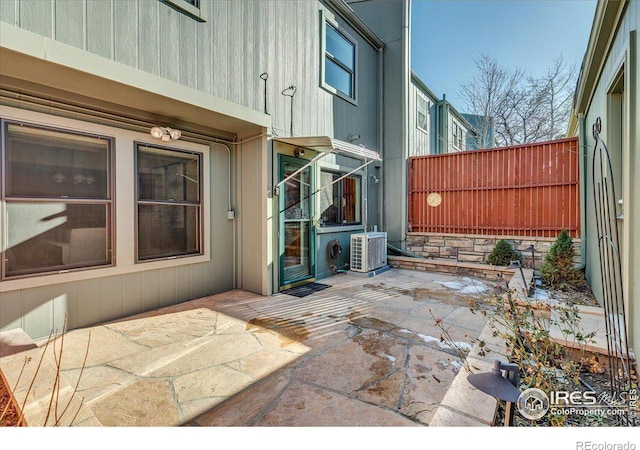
[282,282,331,298]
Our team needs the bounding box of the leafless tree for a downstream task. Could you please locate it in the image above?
[461,54,578,147]
[532,55,577,140]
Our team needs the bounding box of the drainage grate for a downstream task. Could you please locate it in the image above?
[281,282,330,298]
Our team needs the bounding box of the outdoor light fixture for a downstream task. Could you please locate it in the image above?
[525,244,535,269]
[467,360,521,426]
[508,260,527,289]
[150,126,182,141]
[294,147,305,157]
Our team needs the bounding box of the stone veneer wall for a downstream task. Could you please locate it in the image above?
[387,256,514,282]
[405,233,582,269]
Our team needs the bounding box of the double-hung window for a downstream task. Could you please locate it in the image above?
[322,15,357,102]
[319,170,361,226]
[417,94,429,133]
[2,122,113,278]
[136,144,202,261]
[452,121,464,150]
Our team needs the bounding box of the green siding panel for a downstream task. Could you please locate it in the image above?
[55,0,84,48]
[138,0,160,75]
[0,0,18,26]
[100,276,123,323]
[74,279,103,330]
[176,265,192,302]
[141,270,160,312]
[121,272,143,318]
[113,0,137,66]
[20,0,52,37]
[158,267,177,308]
[159,3,180,83]
[0,290,22,332]
[178,13,197,89]
[86,0,113,59]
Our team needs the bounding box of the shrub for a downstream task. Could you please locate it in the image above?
[469,292,597,426]
[539,230,587,290]
[486,239,522,266]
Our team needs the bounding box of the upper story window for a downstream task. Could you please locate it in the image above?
[452,121,464,150]
[321,12,357,104]
[417,94,429,133]
[1,121,113,279]
[161,0,206,22]
[136,144,202,261]
[319,170,361,226]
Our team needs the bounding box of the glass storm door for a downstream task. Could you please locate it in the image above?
[279,157,314,289]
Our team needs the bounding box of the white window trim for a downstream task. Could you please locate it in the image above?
[0,106,211,293]
[320,9,358,106]
[416,92,430,134]
[451,120,464,151]
[316,162,364,228]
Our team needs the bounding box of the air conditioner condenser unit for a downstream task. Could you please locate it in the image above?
[350,232,387,273]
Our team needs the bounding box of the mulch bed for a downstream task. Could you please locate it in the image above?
[0,369,26,427]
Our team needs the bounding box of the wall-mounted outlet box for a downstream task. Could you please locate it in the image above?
[227,210,235,220]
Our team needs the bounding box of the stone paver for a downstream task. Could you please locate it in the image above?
[0,268,499,427]
[254,381,418,426]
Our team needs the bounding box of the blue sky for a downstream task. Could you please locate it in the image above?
[411,0,597,108]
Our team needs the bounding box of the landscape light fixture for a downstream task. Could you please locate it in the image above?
[467,360,521,426]
[150,126,182,142]
[508,260,527,289]
[525,244,535,269]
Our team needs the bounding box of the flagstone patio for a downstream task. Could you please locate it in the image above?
[0,268,500,426]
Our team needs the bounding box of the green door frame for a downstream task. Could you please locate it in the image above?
[278,154,316,290]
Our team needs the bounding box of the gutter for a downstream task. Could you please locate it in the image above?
[325,0,385,50]
[377,45,385,232]
[578,113,587,270]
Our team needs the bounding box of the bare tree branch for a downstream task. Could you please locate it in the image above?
[461,54,578,147]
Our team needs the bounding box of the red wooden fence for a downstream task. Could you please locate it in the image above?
[408,137,580,237]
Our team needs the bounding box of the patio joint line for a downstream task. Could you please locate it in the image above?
[291,377,416,422]
[396,340,413,411]
[247,370,294,426]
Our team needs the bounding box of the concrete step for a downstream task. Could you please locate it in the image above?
[0,328,37,358]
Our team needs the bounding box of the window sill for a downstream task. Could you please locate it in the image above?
[0,254,210,292]
[317,224,364,234]
[161,0,206,22]
[320,84,358,106]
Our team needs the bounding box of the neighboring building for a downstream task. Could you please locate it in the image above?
[567,0,639,358]
[0,0,409,339]
[462,113,495,150]
[410,72,480,155]
[409,72,438,156]
[443,100,473,153]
